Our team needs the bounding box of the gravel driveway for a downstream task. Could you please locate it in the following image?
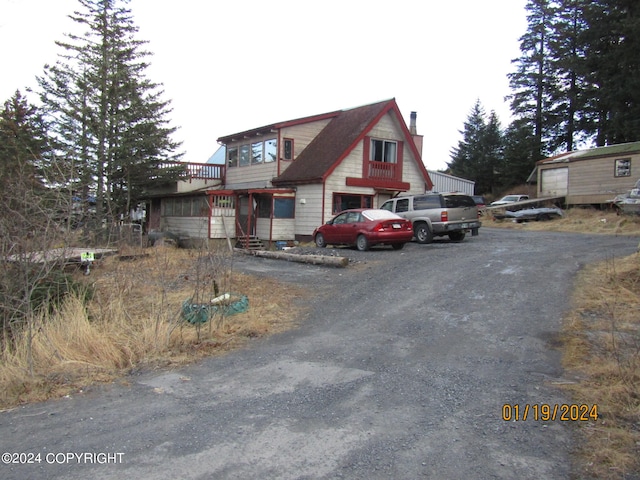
[1,228,638,479]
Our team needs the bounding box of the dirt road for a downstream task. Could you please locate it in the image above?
[1,228,638,479]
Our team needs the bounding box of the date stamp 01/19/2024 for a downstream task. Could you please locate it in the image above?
[502,403,599,422]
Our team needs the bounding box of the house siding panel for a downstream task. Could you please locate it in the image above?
[209,215,234,239]
[256,218,295,241]
[568,156,639,197]
[295,184,324,237]
[278,119,332,175]
[225,161,280,188]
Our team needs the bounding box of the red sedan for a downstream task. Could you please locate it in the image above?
[313,209,414,251]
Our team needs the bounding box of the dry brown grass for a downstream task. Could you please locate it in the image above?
[0,245,307,410]
[486,207,640,236]
[562,253,640,479]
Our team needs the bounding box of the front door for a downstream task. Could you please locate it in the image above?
[236,195,255,238]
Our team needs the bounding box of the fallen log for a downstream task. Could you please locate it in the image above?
[235,248,349,268]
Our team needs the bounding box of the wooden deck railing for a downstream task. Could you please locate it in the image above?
[160,161,226,182]
[367,161,397,180]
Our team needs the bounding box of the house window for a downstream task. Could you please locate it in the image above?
[228,147,238,168]
[251,142,263,164]
[370,139,397,163]
[332,194,373,214]
[162,199,173,216]
[239,145,250,167]
[283,138,294,160]
[256,197,271,218]
[264,139,277,163]
[257,196,295,218]
[615,158,631,177]
[162,196,210,217]
[274,198,295,218]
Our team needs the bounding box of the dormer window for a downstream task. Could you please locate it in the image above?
[370,139,397,163]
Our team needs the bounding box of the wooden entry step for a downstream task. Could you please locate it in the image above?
[235,236,265,250]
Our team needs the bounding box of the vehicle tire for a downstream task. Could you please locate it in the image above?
[356,234,370,251]
[537,213,551,221]
[315,233,327,248]
[414,222,433,244]
[448,231,466,242]
[391,243,405,250]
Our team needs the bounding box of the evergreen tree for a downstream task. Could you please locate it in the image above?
[481,111,505,195]
[0,91,50,214]
[448,101,504,195]
[502,119,539,186]
[507,0,558,160]
[548,0,591,151]
[582,0,640,145]
[0,91,74,236]
[38,0,183,224]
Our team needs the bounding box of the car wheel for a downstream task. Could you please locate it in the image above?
[414,222,433,244]
[391,243,405,250]
[448,231,466,242]
[315,233,327,248]
[356,234,369,251]
[537,213,551,221]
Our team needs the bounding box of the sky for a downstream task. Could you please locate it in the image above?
[0,0,527,172]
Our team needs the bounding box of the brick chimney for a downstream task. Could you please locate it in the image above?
[409,111,423,158]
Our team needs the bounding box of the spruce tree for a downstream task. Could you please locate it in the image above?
[0,90,55,230]
[37,0,183,225]
[502,119,539,186]
[548,0,591,151]
[507,0,558,160]
[582,0,640,145]
[448,101,505,195]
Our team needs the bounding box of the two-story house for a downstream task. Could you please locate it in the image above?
[148,98,433,245]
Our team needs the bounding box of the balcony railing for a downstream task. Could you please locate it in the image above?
[160,161,226,182]
[367,161,397,180]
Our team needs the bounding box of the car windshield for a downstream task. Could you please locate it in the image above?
[501,195,519,202]
[362,209,402,221]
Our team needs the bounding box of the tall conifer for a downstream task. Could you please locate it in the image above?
[38,0,182,224]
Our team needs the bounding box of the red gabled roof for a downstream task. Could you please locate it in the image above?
[272,98,432,189]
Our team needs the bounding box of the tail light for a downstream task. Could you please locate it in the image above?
[374,221,411,232]
[441,211,448,222]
